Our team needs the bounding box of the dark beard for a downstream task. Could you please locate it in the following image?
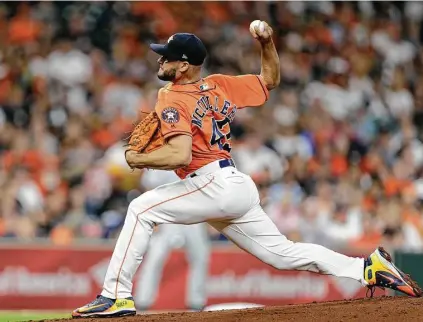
[158,68,177,81]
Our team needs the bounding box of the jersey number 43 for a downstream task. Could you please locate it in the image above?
[210,116,231,152]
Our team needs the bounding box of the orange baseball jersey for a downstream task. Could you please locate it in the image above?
[154,74,269,179]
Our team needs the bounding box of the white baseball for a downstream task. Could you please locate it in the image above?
[249,20,265,37]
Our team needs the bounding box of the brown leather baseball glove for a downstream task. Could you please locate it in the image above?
[124,111,165,154]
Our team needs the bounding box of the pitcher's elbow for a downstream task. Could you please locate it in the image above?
[180,153,192,167]
[172,151,192,168]
[266,79,280,90]
[262,74,280,90]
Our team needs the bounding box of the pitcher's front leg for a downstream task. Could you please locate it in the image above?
[72,191,161,318]
[72,175,219,318]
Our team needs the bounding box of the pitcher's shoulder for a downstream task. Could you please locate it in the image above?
[158,84,172,95]
[156,87,193,111]
[157,84,184,99]
[205,74,229,84]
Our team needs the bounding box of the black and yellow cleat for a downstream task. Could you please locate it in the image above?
[72,295,136,318]
[364,247,422,297]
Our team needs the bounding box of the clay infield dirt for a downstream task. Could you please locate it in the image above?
[46,296,423,322]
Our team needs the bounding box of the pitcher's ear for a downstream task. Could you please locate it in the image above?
[179,61,190,73]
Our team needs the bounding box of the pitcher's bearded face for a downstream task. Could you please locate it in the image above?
[157,56,178,81]
[158,67,177,81]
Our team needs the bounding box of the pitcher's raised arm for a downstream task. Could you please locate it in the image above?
[250,20,280,90]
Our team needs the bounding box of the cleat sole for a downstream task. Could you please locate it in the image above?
[72,310,136,319]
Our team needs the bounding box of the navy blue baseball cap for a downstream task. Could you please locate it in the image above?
[150,33,207,66]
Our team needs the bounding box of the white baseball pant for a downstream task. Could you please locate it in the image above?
[101,160,366,299]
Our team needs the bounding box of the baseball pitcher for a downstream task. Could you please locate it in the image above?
[135,169,209,311]
[73,20,422,318]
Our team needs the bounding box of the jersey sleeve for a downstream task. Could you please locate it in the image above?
[212,74,269,108]
[155,101,192,139]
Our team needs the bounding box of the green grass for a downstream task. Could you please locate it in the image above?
[0,311,70,322]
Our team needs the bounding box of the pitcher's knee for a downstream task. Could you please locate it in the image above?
[129,191,156,213]
[250,248,280,269]
[128,191,158,225]
[264,255,291,270]
[252,243,297,270]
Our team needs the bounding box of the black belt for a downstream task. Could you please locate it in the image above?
[189,159,235,178]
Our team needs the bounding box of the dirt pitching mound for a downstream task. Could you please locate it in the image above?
[48,296,422,322]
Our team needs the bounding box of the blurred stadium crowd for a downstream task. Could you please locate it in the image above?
[1,1,423,252]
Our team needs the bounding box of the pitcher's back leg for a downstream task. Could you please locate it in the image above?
[208,204,365,284]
